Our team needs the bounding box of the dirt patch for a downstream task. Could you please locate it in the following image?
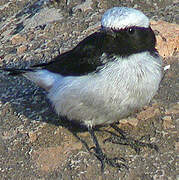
[0,0,178,179]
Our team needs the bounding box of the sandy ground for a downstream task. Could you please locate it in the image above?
[0,0,178,179]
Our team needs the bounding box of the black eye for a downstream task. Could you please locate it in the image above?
[128,28,135,34]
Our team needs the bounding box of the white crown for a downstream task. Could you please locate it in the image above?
[101,7,149,30]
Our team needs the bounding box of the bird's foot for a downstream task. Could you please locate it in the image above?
[104,135,158,153]
[89,128,128,172]
[104,124,158,153]
[90,145,128,172]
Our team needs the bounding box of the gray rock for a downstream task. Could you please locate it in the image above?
[24,7,63,30]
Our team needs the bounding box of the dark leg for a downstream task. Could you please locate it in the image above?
[104,123,158,153]
[88,128,128,172]
[88,128,106,171]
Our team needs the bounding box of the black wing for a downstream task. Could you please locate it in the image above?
[33,32,107,76]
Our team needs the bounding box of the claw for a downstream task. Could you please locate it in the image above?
[88,128,128,172]
[106,157,129,170]
[106,123,159,153]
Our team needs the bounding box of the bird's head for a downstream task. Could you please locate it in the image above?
[101,7,156,56]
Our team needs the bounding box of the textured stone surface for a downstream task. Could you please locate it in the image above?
[0,0,178,179]
[151,20,179,58]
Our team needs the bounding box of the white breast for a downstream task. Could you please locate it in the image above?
[48,51,162,127]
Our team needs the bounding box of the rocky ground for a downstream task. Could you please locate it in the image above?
[0,0,178,179]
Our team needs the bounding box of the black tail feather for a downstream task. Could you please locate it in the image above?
[0,68,34,76]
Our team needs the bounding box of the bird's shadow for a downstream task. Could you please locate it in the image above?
[0,73,97,150]
[0,72,128,152]
[0,71,161,174]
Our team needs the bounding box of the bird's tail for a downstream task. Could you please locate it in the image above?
[0,68,34,76]
[0,67,62,91]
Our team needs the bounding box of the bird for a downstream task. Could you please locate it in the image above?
[0,7,163,171]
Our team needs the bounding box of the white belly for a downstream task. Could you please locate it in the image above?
[48,52,162,127]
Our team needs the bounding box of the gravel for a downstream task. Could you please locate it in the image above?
[0,0,178,179]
